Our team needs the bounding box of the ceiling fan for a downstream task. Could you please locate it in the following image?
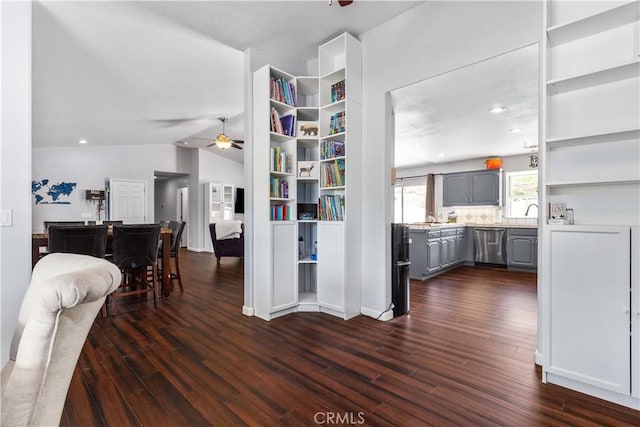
[192,117,244,150]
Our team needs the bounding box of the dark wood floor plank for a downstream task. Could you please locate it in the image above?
[61,250,640,425]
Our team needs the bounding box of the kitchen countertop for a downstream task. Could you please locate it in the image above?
[408,223,537,230]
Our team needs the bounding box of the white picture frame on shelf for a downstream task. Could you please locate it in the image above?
[297,121,319,137]
[297,161,318,178]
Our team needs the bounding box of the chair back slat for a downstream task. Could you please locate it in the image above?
[48,225,108,258]
[112,224,161,268]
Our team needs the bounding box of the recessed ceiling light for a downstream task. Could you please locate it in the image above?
[490,106,507,113]
[180,141,188,145]
[78,139,88,144]
[508,128,522,133]
[439,153,445,158]
[153,176,157,179]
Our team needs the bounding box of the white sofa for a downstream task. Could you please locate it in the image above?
[1,253,121,426]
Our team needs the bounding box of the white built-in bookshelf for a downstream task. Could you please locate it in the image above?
[252,33,362,320]
[541,0,640,410]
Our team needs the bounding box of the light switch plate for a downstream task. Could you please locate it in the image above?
[0,208,13,227]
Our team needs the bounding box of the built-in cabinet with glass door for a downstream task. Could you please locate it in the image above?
[204,182,234,252]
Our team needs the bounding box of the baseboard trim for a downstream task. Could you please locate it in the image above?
[534,350,543,366]
[242,306,254,316]
[361,306,394,321]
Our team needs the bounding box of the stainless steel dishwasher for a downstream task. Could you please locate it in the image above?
[473,227,507,265]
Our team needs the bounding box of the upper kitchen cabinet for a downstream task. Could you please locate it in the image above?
[443,169,502,207]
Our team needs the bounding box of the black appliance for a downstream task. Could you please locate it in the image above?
[391,223,411,317]
[234,188,244,213]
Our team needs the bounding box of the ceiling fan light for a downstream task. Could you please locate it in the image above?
[215,133,233,150]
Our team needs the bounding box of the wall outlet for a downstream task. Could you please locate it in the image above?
[0,209,13,227]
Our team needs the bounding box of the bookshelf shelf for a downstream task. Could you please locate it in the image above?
[270,132,294,143]
[320,100,346,115]
[546,178,640,187]
[320,131,346,140]
[546,1,639,46]
[270,197,294,201]
[319,156,346,163]
[320,186,346,191]
[546,128,640,148]
[297,177,318,182]
[547,59,640,95]
[270,171,294,177]
[298,258,317,264]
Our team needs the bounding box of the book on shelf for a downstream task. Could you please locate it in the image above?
[328,111,345,135]
[321,158,345,187]
[270,146,291,173]
[330,80,345,103]
[320,140,345,159]
[280,114,297,137]
[271,76,296,106]
[270,107,283,134]
[297,161,318,178]
[270,177,289,199]
[298,121,319,137]
[271,204,291,221]
[318,195,345,221]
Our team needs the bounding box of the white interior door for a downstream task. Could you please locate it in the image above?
[109,179,147,224]
[177,187,188,247]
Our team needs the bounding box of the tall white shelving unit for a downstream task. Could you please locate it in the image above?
[203,182,234,253]
[541,0,640,410]
[317,33,362,319]
[251,33,362,321]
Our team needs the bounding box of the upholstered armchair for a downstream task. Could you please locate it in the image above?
[1,253,121,426]
[209,222,244,264]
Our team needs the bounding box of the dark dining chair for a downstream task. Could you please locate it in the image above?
[43,221,85,231]
[48,225,108,258]
[159,221,186,292]
[109,224,160,315]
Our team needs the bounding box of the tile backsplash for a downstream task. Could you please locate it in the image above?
[437,207,537,225]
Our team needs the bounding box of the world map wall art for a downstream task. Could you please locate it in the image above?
[32,179,77,205]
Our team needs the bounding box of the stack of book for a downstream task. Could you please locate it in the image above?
[271,77,296,106]
[330,80,345,103]
[321,159,345,188]
[270,177,289,199]
[328,111,345,135]
[270,146,291,173]
[318,195,345,221]
[320,140,345,160]
[271,204,290,221]
[270,108,297,136]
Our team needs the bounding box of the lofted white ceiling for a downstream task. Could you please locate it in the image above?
[392,43,539,169]
[32,0,423,164]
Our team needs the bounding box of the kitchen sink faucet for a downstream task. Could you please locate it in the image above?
[525,203,538,216]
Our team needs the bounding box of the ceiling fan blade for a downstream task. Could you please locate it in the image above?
[231,143,243,150]
[206,142,216,147]
[193,137,214,141]
[338,0,353,6]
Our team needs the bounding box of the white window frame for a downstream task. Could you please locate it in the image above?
[394,177,427,223]
[505,170,539,218]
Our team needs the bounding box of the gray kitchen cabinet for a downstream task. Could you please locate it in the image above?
[507,228,537,268]
[456,229,466,262]
[426,230,441,274]
[443,169,502,207]
[409,230,427,279]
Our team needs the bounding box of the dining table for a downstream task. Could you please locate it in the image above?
[31,227,174,297]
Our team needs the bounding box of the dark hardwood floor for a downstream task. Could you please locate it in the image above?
[62,250,640,426]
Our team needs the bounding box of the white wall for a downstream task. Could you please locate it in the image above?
[359,1,542,316]
[31,144,189,231]
[0,1,32,366]
[154,176,188,222]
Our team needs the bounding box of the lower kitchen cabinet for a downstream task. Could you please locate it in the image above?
[507,228,537,269]
[409,227,466,280]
